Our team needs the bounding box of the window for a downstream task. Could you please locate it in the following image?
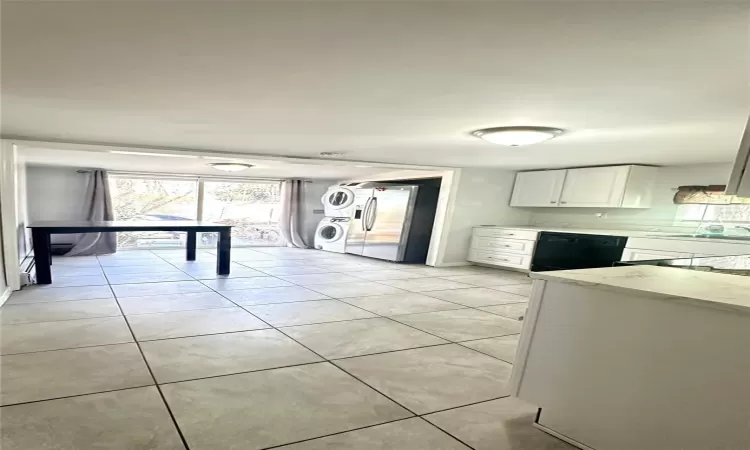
[109,176,283,248]
[110,178,198,249]
[200,181,282,247]
[676,204,750,229]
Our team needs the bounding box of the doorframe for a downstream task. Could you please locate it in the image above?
[0,140,22,291]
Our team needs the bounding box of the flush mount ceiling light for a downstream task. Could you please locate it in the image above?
[209,163,254,172]
[471,126,564,146]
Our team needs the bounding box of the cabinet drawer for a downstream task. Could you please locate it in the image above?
[472,236,536,255]
[474,228,539,241]
[468,248,532,270]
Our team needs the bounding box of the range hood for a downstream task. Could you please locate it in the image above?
[725,115,750,196]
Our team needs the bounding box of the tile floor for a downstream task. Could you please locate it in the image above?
[0,247,573,450]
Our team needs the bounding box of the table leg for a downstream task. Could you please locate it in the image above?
[217,229,231,275]
[32,229,52,284]
[186,231,197,261]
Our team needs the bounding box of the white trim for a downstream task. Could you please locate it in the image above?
[8,138,444,171]
[433,261,472,267]
[427,169,461,266]
[509,279,546,396]
[0,140,22,291]
[0,286,11,307]
[532,422,594,450]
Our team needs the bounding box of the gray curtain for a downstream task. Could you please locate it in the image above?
[279,179,308,248]
[66,170,117,256]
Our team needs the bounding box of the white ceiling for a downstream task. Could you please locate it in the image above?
[19,145,401,180]
[2,2,748,169]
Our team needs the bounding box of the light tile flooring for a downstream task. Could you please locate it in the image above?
[0,247,573,450]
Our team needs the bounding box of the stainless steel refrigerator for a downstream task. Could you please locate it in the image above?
[345,183,439,263]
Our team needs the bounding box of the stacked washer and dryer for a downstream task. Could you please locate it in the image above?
[314,181,441,263]
[314,184,357,253]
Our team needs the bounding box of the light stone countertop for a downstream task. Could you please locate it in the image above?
[530,265,750,315]
[475,225,750,243]
[475,225,656,237]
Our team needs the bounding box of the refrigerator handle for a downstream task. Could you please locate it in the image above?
[361,198,372,231]
[366,197,378,231]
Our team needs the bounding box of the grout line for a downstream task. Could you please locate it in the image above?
[122,305,240,316]
[156,360,327,386]
[0,384,158,409]
[0,341,139,357]
[195,271,431,419]
[454,342,516,365]
[327,342,455,362]
[257,416,417,450]
[417,416,478,450]
[272,327,421,418]
[103,260,193,450]
[135,326,272,343]
[419,394,512,417]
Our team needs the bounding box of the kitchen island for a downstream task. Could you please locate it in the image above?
[510,265,750,450]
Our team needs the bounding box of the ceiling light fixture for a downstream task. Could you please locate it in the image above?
[471,126,564,146]
[203,156,246,161]
[210,163,254,172]
[355,165,372,168]
[109,150,199,158]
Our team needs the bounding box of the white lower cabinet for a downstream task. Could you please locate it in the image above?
[469,227,538,270]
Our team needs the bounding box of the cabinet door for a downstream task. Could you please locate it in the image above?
[620,249,694,262]
[510,170,566,207]
[559,166,630,207]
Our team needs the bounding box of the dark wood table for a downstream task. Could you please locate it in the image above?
[28,221,232,285]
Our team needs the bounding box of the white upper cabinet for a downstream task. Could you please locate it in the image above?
[559,166,630,207]
[510,165,657,208]
[509,170,566,207]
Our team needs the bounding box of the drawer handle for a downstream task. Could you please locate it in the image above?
[560,201,568,204]
[488,257,509,262]
[550,201,557,204]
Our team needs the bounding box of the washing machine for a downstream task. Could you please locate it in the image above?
[314,217,351,253]
[321,185,356,217]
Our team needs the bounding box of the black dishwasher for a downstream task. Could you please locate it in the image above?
[531,232,628,272]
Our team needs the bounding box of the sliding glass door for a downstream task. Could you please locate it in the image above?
[200,181,282,247]
[109,176,282,249]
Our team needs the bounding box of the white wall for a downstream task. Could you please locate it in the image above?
[527,163,733,230]
[300,179,336,247]
[439,168,532,265]
[26,165,89,244]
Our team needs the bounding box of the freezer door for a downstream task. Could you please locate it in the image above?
[362,186,418,261]
[344,189,372,256]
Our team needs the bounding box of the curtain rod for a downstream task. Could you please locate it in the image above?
[75,169,312,182]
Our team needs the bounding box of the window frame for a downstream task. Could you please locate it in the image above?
[108,174,283,248]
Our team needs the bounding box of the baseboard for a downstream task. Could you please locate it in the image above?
[434,261,472,267]
[532,422,594,450]
[0,286,11,307]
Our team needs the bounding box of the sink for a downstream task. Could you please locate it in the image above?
[663,234,750,241]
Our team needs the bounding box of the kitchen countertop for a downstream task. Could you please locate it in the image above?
[475,225,750,243]
[530,265,750,314]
